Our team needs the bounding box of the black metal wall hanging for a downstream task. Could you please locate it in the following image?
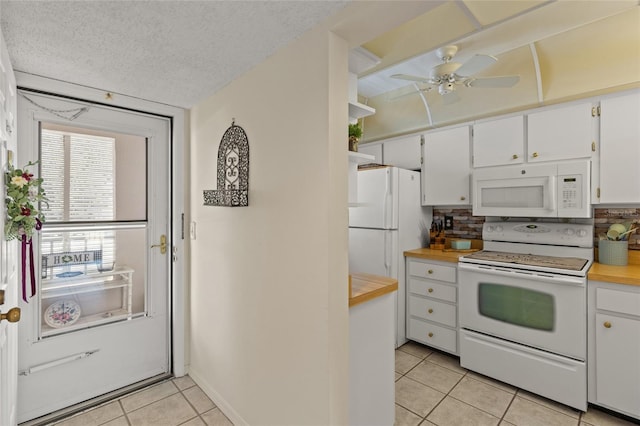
[203,119,249,207]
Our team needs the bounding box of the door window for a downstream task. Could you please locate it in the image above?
[38,124,148,337]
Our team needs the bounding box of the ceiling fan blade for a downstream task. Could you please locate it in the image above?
[442,91,460,105]
[390,73,430,83]
[455,54,497,77]
[467,75,520,88]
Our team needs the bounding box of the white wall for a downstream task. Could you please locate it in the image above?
[189,26,349,425]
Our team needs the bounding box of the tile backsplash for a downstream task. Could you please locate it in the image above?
[595,208,640,250]
[433,208,484,240]
[433,207,640,250]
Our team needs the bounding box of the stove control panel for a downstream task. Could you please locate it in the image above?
[483,221,593,247]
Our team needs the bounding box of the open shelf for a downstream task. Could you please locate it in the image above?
[349,101,375,120]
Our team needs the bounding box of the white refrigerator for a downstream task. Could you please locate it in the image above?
[349,166,432,348]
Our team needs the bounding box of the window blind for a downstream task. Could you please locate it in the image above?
[41,130,115,222]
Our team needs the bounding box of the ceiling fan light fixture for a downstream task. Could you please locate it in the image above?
[439,82,455,95]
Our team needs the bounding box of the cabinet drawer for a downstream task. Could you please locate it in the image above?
[408,296,456,327]
[596,288,640,317]
[408,261,456,283]
[408,278,456,302]
[408,318,457,354]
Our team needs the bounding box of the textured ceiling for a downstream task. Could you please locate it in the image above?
[0,1,348,108]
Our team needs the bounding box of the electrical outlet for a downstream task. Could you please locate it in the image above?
[444,215,453,230]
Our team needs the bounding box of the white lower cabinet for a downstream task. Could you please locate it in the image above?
[588,281,640,420]
[406,257,458,354]
[349,292,395,426]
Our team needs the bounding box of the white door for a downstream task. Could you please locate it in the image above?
[16,91,171,422]
[0,141,19,424]
[0,32,20,426]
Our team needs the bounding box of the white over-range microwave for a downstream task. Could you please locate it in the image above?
[472,160,591,218]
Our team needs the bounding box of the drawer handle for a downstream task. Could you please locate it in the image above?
[428,288,434,293]
[512,154,518,160]
[603,321,612,329]
[427,269,434,274]
[460,196,466,201]
[428,332,434,338]
[532,152,539,158]
[428,308,433,314]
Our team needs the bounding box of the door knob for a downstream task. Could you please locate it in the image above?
[151,235,167,254]
[0,307,20,323]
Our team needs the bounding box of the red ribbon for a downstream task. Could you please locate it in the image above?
[20,219,42,303]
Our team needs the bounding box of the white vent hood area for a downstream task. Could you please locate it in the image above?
[352,1,640,142]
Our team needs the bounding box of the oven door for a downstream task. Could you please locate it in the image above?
[459,262,586,360]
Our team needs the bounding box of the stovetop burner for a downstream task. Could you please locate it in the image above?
[462,250,589,272]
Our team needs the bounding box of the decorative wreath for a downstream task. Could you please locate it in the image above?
[5,160,48,302]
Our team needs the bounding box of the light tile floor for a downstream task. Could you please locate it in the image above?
[396,341,640,426]
[49,376,232,426]
[45,343,640,426]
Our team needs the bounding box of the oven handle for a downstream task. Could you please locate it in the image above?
[458,262,585,286]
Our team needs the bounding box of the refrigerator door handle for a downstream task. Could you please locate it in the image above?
[383,169,391,228]
[384,231,391,275]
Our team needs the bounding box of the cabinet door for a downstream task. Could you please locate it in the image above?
[595,313,640,418]
[598,92,640,204]
[527,102,594,162]
[357,143,382,164]
[422,126,471,206]
[473,115,524,167]
[383,134,422,170]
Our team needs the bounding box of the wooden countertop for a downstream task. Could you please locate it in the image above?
[403,248,465,263]
[405,243,640,287]
[349,273,398,307]
[589,250,640,287]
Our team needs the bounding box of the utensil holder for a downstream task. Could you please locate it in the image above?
[598,240,628,266]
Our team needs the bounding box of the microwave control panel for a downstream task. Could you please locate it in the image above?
[559,175,582,209]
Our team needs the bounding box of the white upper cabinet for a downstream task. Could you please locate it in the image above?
[598,92,640,204]
[382,134,422,170]
[473,115,524,167]
[357,143,382,164]
[422,126,471,206]
[527,102,595,162]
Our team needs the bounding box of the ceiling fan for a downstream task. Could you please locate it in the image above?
[390,45,520,103]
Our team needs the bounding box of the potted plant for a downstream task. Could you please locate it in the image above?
[349,123,362,152]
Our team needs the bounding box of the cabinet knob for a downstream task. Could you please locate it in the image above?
[512,154,518,160]
[532,152,539,158]
[603,321,612,329]
[428,288,434,293]
[428,332,434,338]
[427,269,433,274]
[0,307,20,323]
[428,308,433,314]
[460,196,466,201]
